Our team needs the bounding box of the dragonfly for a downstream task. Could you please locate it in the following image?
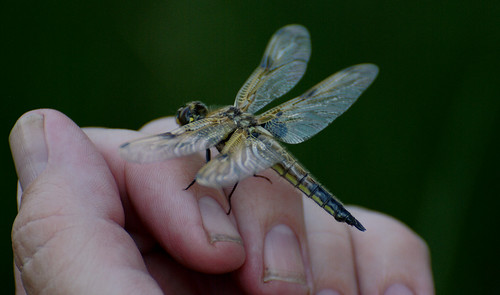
[119,24,378,231]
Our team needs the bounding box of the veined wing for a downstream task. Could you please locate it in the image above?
[234,24,311,114]
[119,115,236,163]
[196,127,285,188]
[258,64,379,144]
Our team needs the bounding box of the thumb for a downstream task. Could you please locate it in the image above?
[9,109,162,295]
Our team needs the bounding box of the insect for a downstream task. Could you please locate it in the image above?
[119,24,378,231]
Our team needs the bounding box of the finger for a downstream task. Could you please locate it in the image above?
[10,109,162,294]
[231,171,311,295]
[349,207,435,295]
[303,196,358,294]
[85,117,246,274]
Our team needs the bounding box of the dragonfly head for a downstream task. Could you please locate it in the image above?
[176,101,209,126]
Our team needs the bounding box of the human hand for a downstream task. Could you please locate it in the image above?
[10,109,434,294]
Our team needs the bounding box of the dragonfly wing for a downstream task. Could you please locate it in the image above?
[196,127,285,188]
[119,116,236,163]
[258,64,379,144]
[235,24,311,114]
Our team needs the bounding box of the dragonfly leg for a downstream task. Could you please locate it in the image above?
[253,174,272,184]
[226,182,239,215]
[184,149,210,191]
[184,179,196,191]
[205,149,211,162]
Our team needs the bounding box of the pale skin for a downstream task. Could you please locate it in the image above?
[10,109,434,295]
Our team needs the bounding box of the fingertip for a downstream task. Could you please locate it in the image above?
[11,109,123,221]
[347,207,434,295]
[227,173,311,295]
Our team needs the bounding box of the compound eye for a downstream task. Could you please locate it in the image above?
[175,106,191,126]
[175,101,209,126]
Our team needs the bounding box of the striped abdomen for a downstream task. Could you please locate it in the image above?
[271,155,365,231]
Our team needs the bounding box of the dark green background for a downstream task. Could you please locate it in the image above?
[2,1,499,294]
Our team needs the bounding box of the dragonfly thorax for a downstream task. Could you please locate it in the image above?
[234,113,256,128]
[222,106,257,128]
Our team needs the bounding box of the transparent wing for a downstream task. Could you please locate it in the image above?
[234,24,311,114]
[257,63,379,144]
[119,116,236,163]
[195,127,285,188]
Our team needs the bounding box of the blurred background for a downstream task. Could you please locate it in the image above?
[2,0,498,293]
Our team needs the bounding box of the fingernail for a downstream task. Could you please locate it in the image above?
[263,224,306,285]
[316,290,341,295]
[9,113,48,191]
[384,283,414,295]
[198,197,243,244]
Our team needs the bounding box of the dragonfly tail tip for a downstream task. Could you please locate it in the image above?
[352,220,366,232]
